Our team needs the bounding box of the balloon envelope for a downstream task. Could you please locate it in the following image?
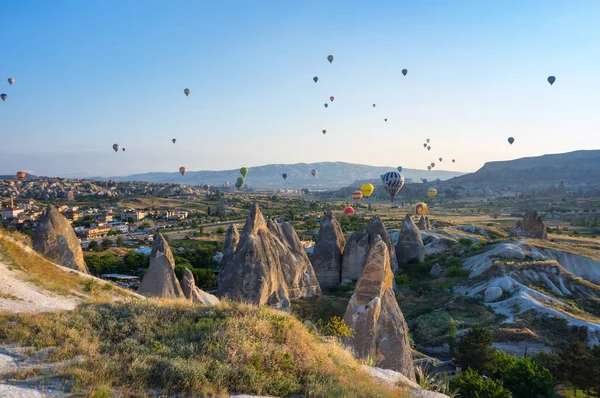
[311,169,317,177]
[313,76,318,83]
[329,96,334,102]
[327,55,334,63]
[427,146,431,151]
[427,188,438,198]
[352,190,363,203]
[373,104,376,108]
[322,129,326,135]
[415,202,428,216]
[547,76,556,85]
[7,78,14,85]
[508,137,515,145]
[381,171,404,200]
[384,118,388,122]
[112,144,120,152]
[402,69,408,76]
[439,158,443,162]
[397,166,403,173]
[427,166,432,171]
[179,167,186,176]
[1,94,7,101]
[344,207,355,215]
[324,103,328,108]
[172,138,176,144]
[184,88,190,96]
[236,177,245,186]
[282,173,287,180]
[426,138,430,143]
[452,159,456,163]
[240,167,249,177]
[16,171,26,181]
[122,148,126,152]
[360,183,375,197]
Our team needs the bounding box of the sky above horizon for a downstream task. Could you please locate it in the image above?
[1,0,599,178]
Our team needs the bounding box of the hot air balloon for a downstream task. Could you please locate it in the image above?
[427,166,432,171]
[427,188,437,198]
[508,137,515,145]
[172,138,176,144]
[344,207,355,215]
[112,144,120,152]
[327,55,334,63]
[1,94,7,102]
[322,129,327,135]
[426,138,430,143]
[361,183,375,197]
[240,167,249,177]
[7,78,14,85]
[423,143,427,148]
[373,104,376,108]
[352,190,363,203]
[329,96,334,102]
[384,118,388,122]
[324,103,328,108]
[122,148,126,152]
[439,157,443,162]
[282,173,287,180]
[313,76,318,83]
[397,166,403,173]
[16,171,26,181]
[452,159,456,163]
[415,202,428,216]
[547,76,556,85]
[184,88,190,96]
[236,177,245,188]
[421,178,428,184]
[381,171,404,201]
[179,167,186,176]
[431,162,435,167]
[311,169,317,177]
[427,146,431,151]
[402,69,408,76]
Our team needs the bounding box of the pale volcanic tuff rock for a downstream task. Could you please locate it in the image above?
[344,236,416,381]
[417,216,427,230]
[180,268,220,305]
[33,205,88,273]
[137,234,184,298]
[220,224,239,269]
[218,204,313,310]
[396,215,425,266]
[509,211,548,240]
[310,211,346,289]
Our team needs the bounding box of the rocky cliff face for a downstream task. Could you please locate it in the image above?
[396,215,425,266]
[181,268,220,305]
[221,224,240,269]
[344,236,415,381]
[509,211,548,240]
[217,204,299,310]
[33,205,88,273]
[310,211,346,289]
[138,234,184,298]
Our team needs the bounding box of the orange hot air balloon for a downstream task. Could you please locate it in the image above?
[329,96,334,102]
[322,129,326,135]
[352,190,363,203]
[16,171,26,181]
[179,167,187,176]
[344,207,355,215]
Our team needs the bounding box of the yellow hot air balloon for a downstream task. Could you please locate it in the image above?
[360,183,375,198]
[415,202,428,216]
[427,188,437,198]
[16,171,26,181]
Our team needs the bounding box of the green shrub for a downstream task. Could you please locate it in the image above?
[449,368,511,398]
[446,266,469,278]
[458,238,474,246]
[83,279,99,293]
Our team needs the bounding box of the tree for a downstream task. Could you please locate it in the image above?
[449,368,511,398]
[127,216,136,224]
[101,238,113,247]
[448,318,458,357]
[116,236,125,247]
[88,240,98,251]
[457,326,496,374]
[496,353,554,398]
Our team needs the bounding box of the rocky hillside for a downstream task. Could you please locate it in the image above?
[102,161,464,189]
[451,150,600,186]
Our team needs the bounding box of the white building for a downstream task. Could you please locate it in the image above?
[121,210,146,222]
[108,222,129,233]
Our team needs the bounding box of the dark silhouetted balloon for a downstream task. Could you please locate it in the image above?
[327,55,334,63]
[1,94,7,102]
[313,76,318,83]
[112,144,120,152]
[322,129,326,135]
[547,76,556,85]
[184,88,190,96]
[508,137,515,145]
[172,138,176,144]
[7,78,14,85]
[402,69,408,76]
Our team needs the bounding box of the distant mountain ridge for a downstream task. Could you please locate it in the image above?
[99,162,465,189]
[451,150,600,185]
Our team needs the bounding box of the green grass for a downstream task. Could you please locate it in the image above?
[0,300,405,397]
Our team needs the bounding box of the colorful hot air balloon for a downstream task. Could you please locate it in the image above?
[327,55,334,63]
[7,78,14,85]
[16,171,26,181]
[452,159,456,163]
[508,137,515,145]
[361,183,375,198]
[415,202,428,216]
[282,173,287,180]
[324,103,328,108]
[313,76,318,83]
[179,167,186,176]
[397,166,403,173]
[352,190,363,203]
[322,129,327,135]
[547,76,556,85]
[439,157,443,162]
[402,69,408,76]
[112,144,120,152]
[240,167,249,177]
[329,96,334,102]
[1,94,7,102]
[184,88,190,96]
[427,188,437,198]
[344,207,355,215]
[172,138,176,144]
[427,146,431,151]
[311,169,317,177]
[381,171,404,201]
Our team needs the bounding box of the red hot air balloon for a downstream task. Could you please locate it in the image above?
[344,207,355,215]
[179,167,186,176]
[352,190,363,203]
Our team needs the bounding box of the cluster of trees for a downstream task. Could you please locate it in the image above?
[85,250,149,276]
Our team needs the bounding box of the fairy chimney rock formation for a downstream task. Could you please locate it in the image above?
[396,215,425,266]
[33,205,88,273]
[221,224,240,268]
[310,211,346,289]
[366,216,398,273]
[181,268,220,305]
[137,234,184,298]
[217,204,291,310]
[417,216,427,230]
[509,211,548,240]
[341,231,371,282]
[343,235,416,381]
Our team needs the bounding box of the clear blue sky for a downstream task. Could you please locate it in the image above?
[1,0,599,177]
